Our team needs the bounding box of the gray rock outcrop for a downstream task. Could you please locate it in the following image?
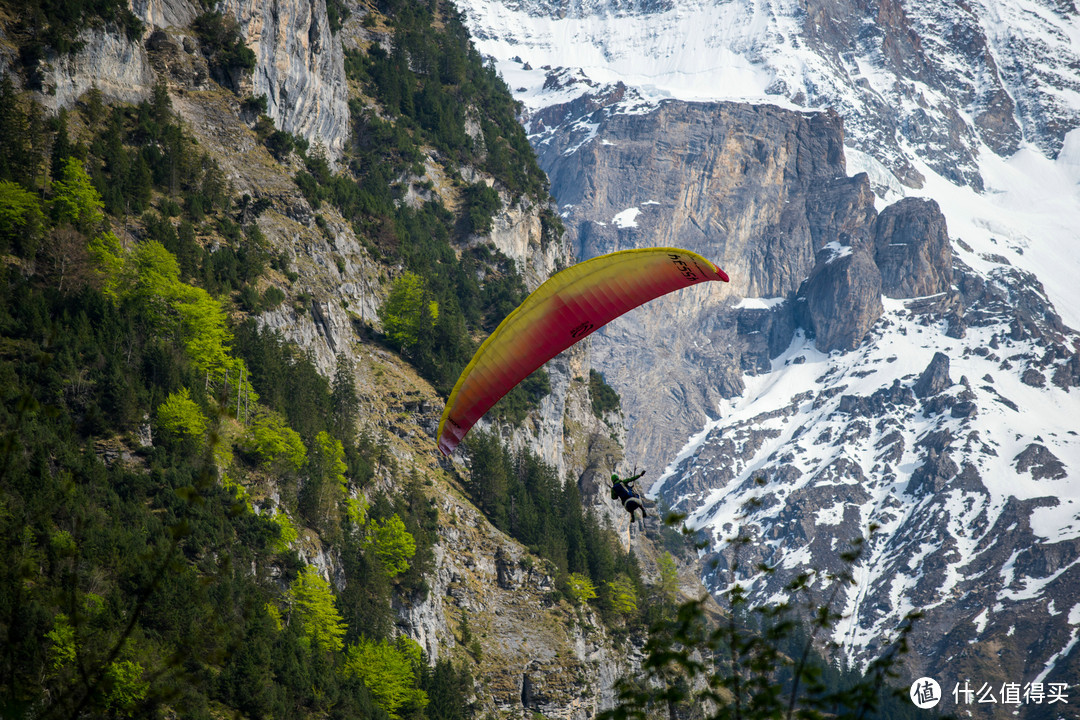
[795,242,883,353]
[39,27,156,110]
[873,197,952,299]
[222,0,349,156]
[913,351,953,398]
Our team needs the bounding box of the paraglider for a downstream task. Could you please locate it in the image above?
[610,471,648,522]
[437,247,730,456]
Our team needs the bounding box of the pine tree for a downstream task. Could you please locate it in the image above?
[330,355,359,441]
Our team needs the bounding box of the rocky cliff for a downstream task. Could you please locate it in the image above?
[539,99,904,477]
[39,0,350,157]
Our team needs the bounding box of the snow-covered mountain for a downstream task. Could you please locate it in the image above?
[453,0,1080,710]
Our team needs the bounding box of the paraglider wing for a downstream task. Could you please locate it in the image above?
[437,247,729,456]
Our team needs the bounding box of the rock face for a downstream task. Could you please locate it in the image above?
[538,100,901,475]
[873,198,952,299]
[38,27,156,110]
[221,0,350,156]
[398,491,636,720]
[35,0,348,158]
[795,243,883,353]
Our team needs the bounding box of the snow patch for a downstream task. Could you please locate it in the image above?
[612,207,642,228]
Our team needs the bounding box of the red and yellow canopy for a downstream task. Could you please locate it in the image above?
[437,247,729,456]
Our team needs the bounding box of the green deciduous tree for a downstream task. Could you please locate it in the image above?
[343,636,428,718]
[126,239,183,328]
[605,574,638,616]
[174,282,233,376]
[156,387,207,443]
[565,572,597,606]
[103,660,149,712]
[88,231,125,299]
[272,511,299,553]
[366,514,416,578]
[51,157,104,234]
[247,409,307,472]
[287,565,347,653]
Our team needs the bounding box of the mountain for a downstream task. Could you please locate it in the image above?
[452,0,1080,713]
[0,0,697,715]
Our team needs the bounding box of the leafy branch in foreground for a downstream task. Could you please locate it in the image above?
[600,505,927,720]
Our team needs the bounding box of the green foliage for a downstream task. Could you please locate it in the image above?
[51,157,104,233]
[266,129,297,160]
[103,659,150,712]
[234,321,335,438]
[301,430,349,538]
[0,179,44,255]
[346,0,547,201]
[288,565,348,653]
[272,510,299,552]
[379,271,439,353]
[344,636,429,718]
[565,572,598,606]
[331,354,360,440]
[366,514,417,578]
[173,282,235,377]
[88,231,124,299]
[192,11,257,90]
[604,574,638,616]
[0,76,45,183]
[463,181,502,235]
[589,368,621,418]
[45,613,77,669]
[422,658,475,720]
[655,552,680,607]
[0,87,473,720]
[490,367,551,425]
[246,408,307,471]
[156,387,207,442]
[325,0,351,32]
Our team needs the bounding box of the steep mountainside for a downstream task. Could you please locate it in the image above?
[452,0,1080,714]
[0,0,703,716]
